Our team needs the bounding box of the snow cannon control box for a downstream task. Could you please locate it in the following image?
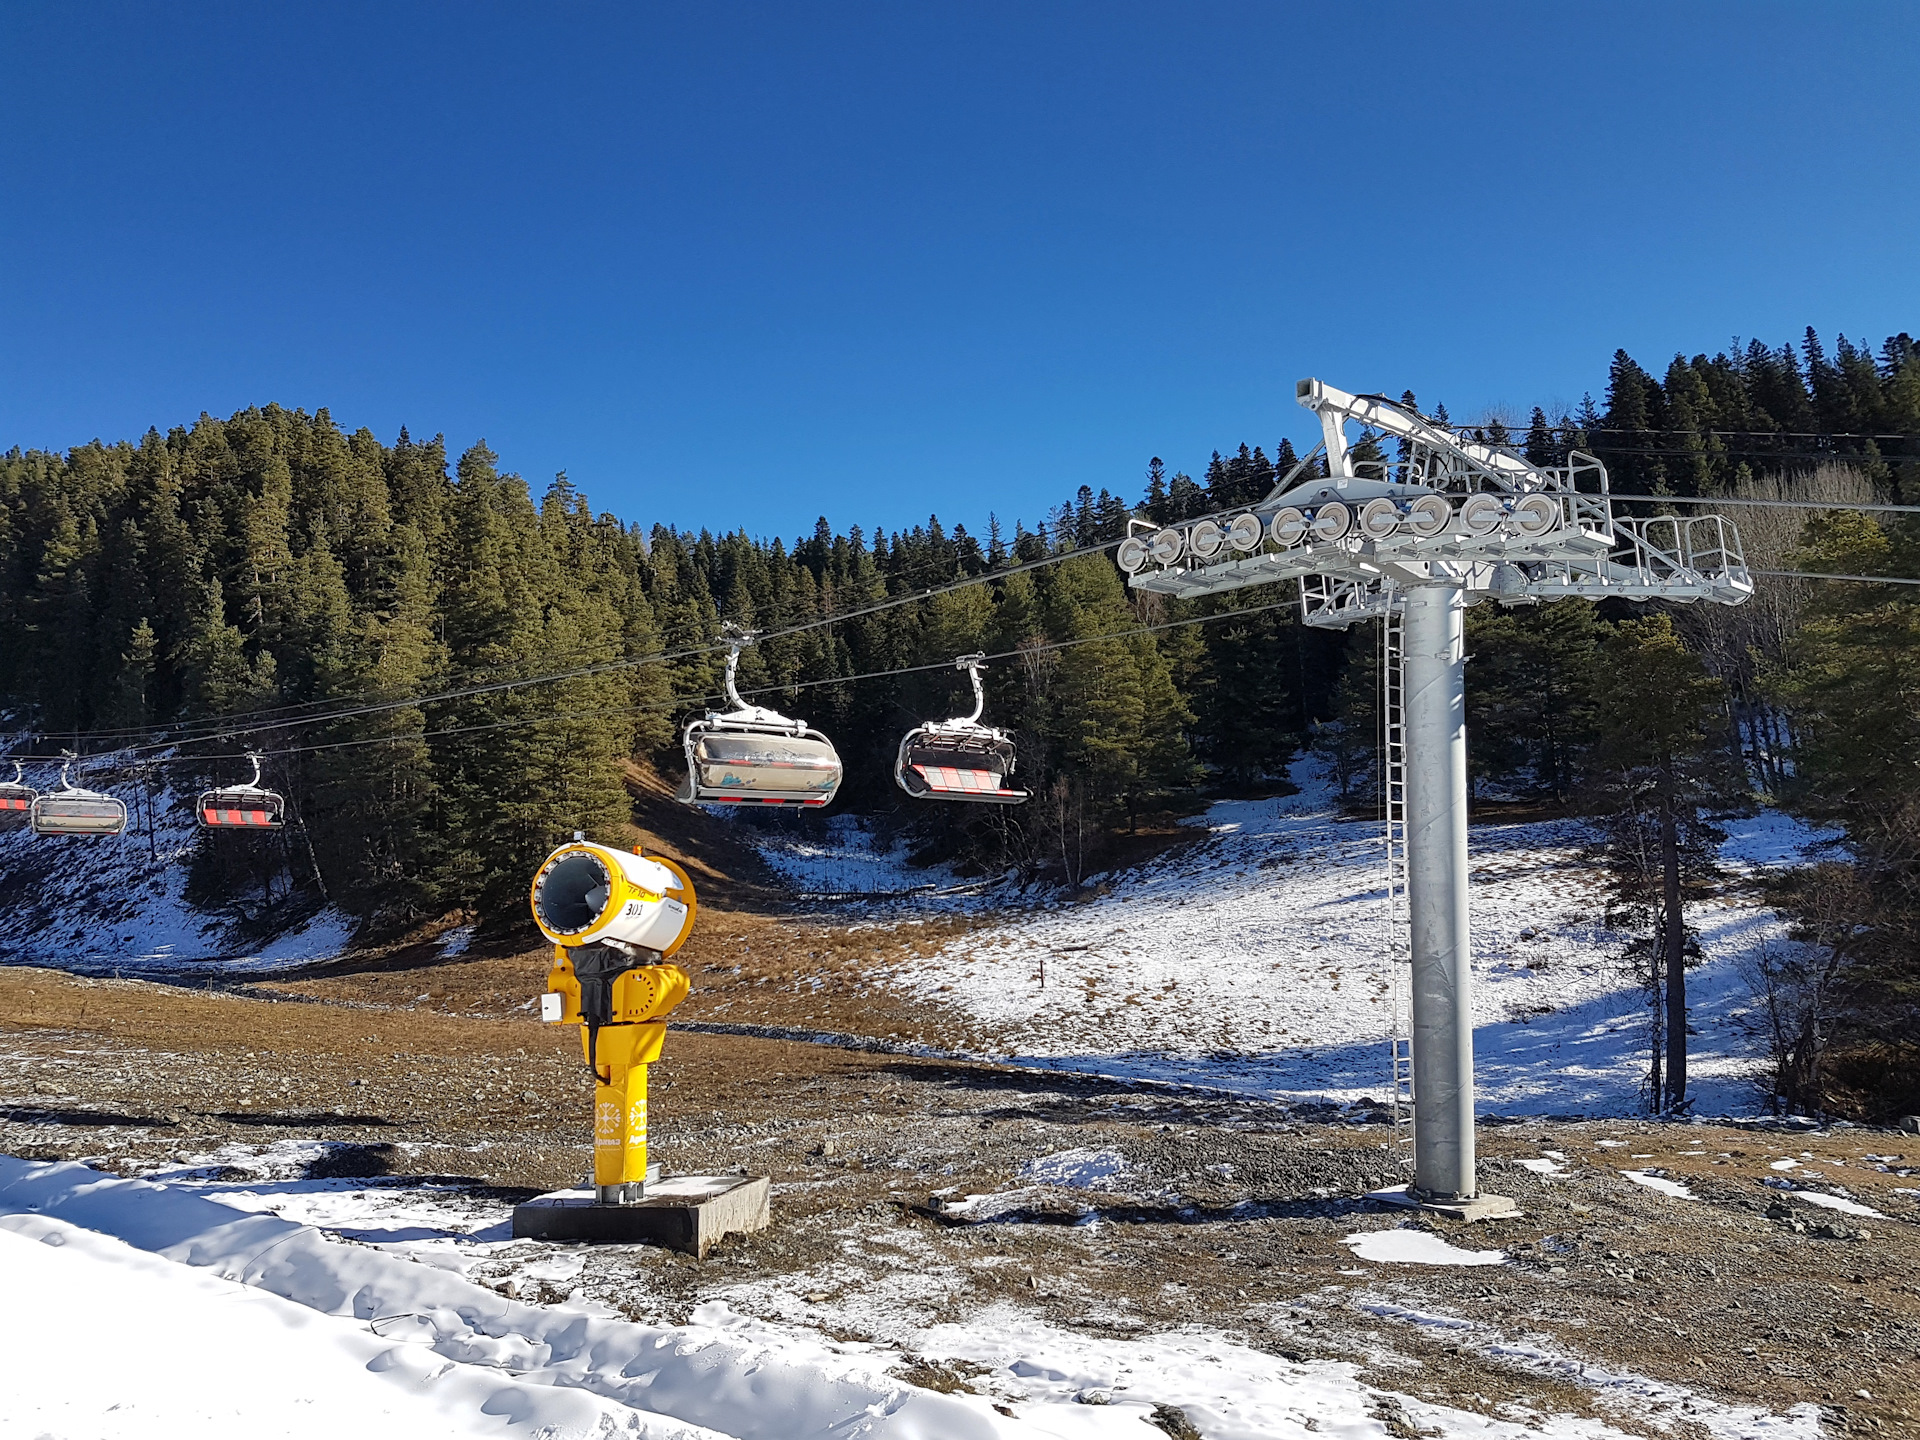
[515,838,770,1254]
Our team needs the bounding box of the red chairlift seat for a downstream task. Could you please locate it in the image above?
[894,655,1028,806]
[197,754,286,830]
[198,790,286,828]
[0,762,35,828]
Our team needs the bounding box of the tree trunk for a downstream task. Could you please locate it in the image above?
[1647,973,1664,1115]
[1661,802,1687,1112]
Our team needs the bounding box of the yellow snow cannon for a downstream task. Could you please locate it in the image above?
[530,838,698,1204]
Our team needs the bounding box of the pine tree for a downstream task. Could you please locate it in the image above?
[1589,616,1736,1113]
[1143,458,1169,523]
[1776,509,1920,1110]
[1465,600,1601,804]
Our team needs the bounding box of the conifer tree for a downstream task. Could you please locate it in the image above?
[1589,616,1735,1113]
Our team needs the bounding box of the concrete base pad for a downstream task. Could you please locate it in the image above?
[1369,1184,1521,1222]
[513,1175,770,1256]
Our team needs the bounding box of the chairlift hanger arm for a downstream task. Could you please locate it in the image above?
[955,653,987,725]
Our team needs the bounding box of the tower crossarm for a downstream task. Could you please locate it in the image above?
[1121,378,1754,614]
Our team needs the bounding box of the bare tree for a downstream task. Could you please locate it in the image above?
[1675,464,1876,794]
[1742,862,1874,1114]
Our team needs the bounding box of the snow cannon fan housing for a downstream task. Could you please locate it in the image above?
[530,841,697,955]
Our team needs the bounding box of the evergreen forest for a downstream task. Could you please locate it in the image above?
[2,329,1916,1117]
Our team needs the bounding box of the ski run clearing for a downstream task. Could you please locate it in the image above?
[0,757,1855,1438]
[810,755,1835,1119]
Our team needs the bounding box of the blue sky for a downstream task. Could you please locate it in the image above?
[3,3,1915,540]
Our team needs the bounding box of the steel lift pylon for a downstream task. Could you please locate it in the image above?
[1123,379,1754,1216]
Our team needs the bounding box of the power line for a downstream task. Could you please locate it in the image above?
[17,475,1917,758]
[1557,447,1913,463]
[47,520,1096,749]
[1606,493,1920,515]
[1502,427,1918,442]
[1751,568,1920,587]
[62,594,1305,768]
[62,563,1920,770]
[65,531,1133,755]
[9,565,1913,779]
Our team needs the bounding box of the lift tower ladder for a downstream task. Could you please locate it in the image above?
[1380,604,1413,1150]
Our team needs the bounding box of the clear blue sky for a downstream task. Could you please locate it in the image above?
[3,3,1915,541]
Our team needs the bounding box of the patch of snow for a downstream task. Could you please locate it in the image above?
[438,924,475,957]
[146,1143,514,1250]
[0,1156,1021,1440]
[1343,1228,1506,1266]
[729,811,977,901]
[933,1187,1089,1224]
[1361,1296,1825,1440]
[2,1154,1825,1440]
[880,754,1818,1117]
[1621,1169,1695,1200]
[0,1215,699,1439]
[1769,1158,1799,1171]
[1717,811,1844,872]
[1517,1157,1568,1177]
[919,1300,1628,1440]
[1018,1148,1131,1189]
[0,762,355,974]
[1786,1190,1884,1219]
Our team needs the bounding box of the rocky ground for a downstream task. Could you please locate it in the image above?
[2,963,1916,1437]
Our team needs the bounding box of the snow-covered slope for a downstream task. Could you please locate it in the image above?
[732,810,980,901]
[888,759,1831,1117]
[0,766,352,974]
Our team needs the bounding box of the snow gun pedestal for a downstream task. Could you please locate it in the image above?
[526,839,766,1256]
[1368,1184,1520,1223]
[513,1175,771,1257]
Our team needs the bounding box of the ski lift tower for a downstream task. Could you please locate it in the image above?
[1120,379,1753,1217]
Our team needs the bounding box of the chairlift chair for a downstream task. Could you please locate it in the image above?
[198,753,287,830]
[30,755,128,837]
[894,655,1028,804]
[0,762,36,829]
[677,638,844,807]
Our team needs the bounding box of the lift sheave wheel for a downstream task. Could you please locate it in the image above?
[893,654,1028,805]
[675,634,843,808]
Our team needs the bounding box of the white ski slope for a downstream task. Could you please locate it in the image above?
[864,759,1836,1117]
[0,1154,1820,1440]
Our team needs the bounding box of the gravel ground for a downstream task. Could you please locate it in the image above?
[2,963,1917,1437]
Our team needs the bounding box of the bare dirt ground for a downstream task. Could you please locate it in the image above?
[3,962,1917,1437]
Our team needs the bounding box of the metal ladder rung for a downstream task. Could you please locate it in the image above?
[1381,605,1413,1149]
